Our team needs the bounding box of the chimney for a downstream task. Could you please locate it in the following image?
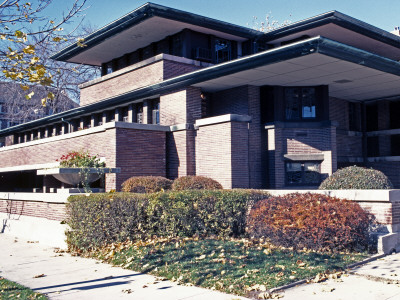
[391,26,400,36]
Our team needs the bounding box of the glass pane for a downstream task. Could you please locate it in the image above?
[285,88,301,120]
[301,88,316,118]
[304,162,320,184]
[286,162,302,184]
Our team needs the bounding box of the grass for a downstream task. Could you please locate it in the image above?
[91,237,369,297]
[0,277,47,300]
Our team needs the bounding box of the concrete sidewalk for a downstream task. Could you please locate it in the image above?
[277,253,400,300]
[0,234,247,300]
[2,233,400,300]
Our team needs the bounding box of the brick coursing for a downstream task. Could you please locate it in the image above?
[196,121,250,189]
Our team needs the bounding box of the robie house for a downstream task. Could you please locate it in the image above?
[2,2,400,191]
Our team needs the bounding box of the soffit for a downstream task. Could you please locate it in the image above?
[65,16,248,66]
[267,23,400,61]
[193,52,400,101]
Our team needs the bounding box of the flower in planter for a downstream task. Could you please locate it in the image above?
[58,150,105,168]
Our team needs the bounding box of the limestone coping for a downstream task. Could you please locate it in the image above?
[195,114,252,127]
[264,189,400,202]
[0,192,70,203]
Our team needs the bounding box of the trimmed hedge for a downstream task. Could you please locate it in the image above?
[66,190,268,251]
[121,176,173,193]
[319,166,393,190]
[247,193,374,252]
[172,176,223,191]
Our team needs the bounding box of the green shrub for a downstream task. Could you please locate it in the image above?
[66,190,268,251]
[172,175,223,191]
[319,166,393,190]
[121,176,173,193]
[246,193,374,252]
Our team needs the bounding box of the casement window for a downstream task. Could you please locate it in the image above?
[286,161,321,185]
[285,87,316,120]
[215,39,231,63]
[137,104,144,124]
[152,101,160,125]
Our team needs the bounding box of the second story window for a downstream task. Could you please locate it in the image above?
[215,39,231,63]
[285,87,316,120]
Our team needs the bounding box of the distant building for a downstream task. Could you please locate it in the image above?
[1,3,400,191]
[0,82,78,146]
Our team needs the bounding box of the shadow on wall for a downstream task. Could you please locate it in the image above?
[166,133,179,179]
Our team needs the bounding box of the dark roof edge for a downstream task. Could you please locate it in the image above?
[51,2,262,62]
[3,36,400,137]
[263,10,400,49]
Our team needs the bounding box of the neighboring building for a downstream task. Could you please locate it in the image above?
[1,3,400,191]
[0,82,78,146]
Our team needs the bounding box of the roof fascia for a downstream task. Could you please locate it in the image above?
[4,36,400,136]
[51,2,262,62]
[263,11,400,49]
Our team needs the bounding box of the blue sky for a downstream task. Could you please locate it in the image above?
[49,0,400,33]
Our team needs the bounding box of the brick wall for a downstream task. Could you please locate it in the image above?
[329,97,348,130]
[80,58,203,107]
[336,134,363,157]
[115,127,166,188]
[268,126,335,188]
[196,120,250,189]
[0,199,66,221]
[368,162,400,188]
[160,87,202,125]
[166,130,196,179]
[80,61,164,106]
[163,60,201,79]
[211,86,249,116]
[210,85,265,188]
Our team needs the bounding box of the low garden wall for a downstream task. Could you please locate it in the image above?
[0,192,69,248]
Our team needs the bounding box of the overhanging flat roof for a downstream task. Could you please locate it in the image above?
[51,2,262,66]
[262,11,400,61]
[3,36,400,137]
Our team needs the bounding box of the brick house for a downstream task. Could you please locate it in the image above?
[1,3,400,191]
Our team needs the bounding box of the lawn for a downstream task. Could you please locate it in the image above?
[0,277,47,300]
[92,236,369,298]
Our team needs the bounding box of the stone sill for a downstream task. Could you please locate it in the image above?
[195,114,251,127]
[265,120,338,129]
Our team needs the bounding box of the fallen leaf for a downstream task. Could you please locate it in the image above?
[33,274,45,278]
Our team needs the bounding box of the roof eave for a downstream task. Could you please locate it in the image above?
[50,2,262,62]
[263,10,400,49]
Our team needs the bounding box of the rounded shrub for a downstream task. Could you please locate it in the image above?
[172,175,223,191]
[319,166,393,190]
[246,193,374,252]
[121,176,172,193]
